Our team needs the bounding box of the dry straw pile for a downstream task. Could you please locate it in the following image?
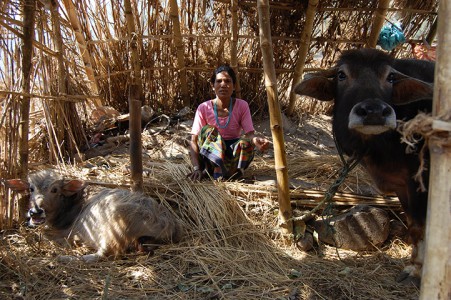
[1,156,418,299]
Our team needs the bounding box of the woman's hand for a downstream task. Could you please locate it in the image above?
[252,136,270,152]
[187,168,206,181]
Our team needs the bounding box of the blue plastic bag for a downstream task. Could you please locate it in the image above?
[377,22,406,51]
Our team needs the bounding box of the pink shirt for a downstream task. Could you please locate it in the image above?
[191,98,255,140]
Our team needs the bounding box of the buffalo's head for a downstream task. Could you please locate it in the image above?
[294,49,433,136]
[6,170,86,227]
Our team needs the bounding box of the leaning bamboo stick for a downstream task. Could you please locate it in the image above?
[367,0,390,48]
[420,3,451,298]
[287,0,318,116]
[230,0,242,99]
[169,0,189,107]
[50,0,66,163]
[257,0,292,236]
[62,0,102,107]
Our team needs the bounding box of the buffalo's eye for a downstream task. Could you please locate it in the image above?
[337,71,347,81]
[30,186,34,193]
[51,187,58,193]
[387,72,395,83]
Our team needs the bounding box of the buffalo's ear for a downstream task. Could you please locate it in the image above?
[294,71,336,101]
[5,179,30,192]
[392,77,434,105]
[62,179,86,197]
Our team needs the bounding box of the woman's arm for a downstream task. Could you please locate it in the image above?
[244,131,270,152]
[187,134,204,181]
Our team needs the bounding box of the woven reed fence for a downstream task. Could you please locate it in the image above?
[0,0,438,227]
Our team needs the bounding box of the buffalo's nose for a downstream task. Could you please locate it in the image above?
[29,206,44,216]
[353,100,394,125]
[355,100,391,117]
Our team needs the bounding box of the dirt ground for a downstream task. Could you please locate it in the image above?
[0,114,420,300]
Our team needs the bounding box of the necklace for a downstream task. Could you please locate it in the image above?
[214,97,233,129]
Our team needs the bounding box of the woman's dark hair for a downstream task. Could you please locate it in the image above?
[210,65,236,84]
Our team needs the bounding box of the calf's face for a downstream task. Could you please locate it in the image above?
[6,171,85,227]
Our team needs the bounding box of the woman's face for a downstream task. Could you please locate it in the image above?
[212,71,234,100]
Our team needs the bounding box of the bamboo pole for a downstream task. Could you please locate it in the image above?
[124,0,143,91]
[17,0,36,222]
[230,0,242,99]
[169,0,189,107]
[420,2,451,298]
[50,0,66,163]
[367,0,390,48]
[124,0,143,192]
[256,0,292,237]
[62,0,102,107]
[287,0,318,116]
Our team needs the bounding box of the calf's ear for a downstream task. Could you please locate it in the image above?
[62,179,86,197]
[5,179,30,192]
[392,78,434,105]
[294,70,336,101]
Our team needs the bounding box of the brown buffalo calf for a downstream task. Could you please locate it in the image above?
[7,170,182,262]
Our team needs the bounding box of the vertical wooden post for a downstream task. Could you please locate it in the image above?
[256,0,293,237]
[367,0,390,48]
[128,85,143,191]
[287,0,318,116]
[169,0,189,107]
[420,2,451,299]
[17,0,36,221]
[230,0,241,99]
[124,0,143,191]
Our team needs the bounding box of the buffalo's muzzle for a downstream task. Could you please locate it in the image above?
[348,99,396,135]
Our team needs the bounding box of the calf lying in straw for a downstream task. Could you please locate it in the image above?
[7,170,182,262]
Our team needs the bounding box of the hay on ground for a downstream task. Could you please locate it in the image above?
[1,157,419,299]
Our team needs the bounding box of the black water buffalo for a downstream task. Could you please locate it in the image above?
[294,48,434,285]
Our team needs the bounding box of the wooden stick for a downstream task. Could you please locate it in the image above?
[128,86,143,192]
[62,0,102,107]
[230,0,242,99]
[169,0,189,107]
[227,183,401,209]
[287,0,318,116]
[17,0,36,222]
[367,0,390,48]
[420,2,451,297]
[124,0,144,192]
[257,0,292,236]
